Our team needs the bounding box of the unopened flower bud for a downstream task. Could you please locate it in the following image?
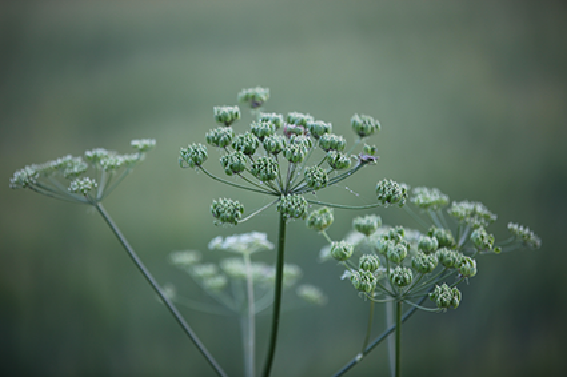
[251,156,278,181]
[277,194,308,219]
[470,227,494,250]
[306,207,334,231]
[427,226,455,248]
[390,266,412,287]
[237,87,269,109]
[306,120,332,139]
[250,121,276,141]
[220,151,247,176]
[326,151,351,170]
[211,198,244,225]
[410,187,449,210]
[304,166,328,190]
[351,114,380,138]
[411,252,438,274]
[359,254,380,272]
[206,127,234,148]
[319,133,347,152]
[330,241,354,261]
[430,283,461,310]
[213,106,240,126]
[387,243,408,263]
[180,143,208,168]
[363,144,377,156]
[259,112,283,129]
[68,177,97,195]
[283,124,306,138]
[131,139,156,153]
[263,135,287,155]
[376,179,408,207]
[458,256,477,278]
[353,214,382,236]
[507,222,542,249]
[436,248,463,269]
[283,144,308,163]
[351,269,376,293]
[287,112,314,127]
[232,132,260,156]
[418,236,439,254]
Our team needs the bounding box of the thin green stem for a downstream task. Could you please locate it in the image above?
[243,251,256,377]
[395,299,402,377]
[305,199,383,210]
[362,289,376,351]
[199,166,275,195]
[261,212,287,377]
[94,202,227,377]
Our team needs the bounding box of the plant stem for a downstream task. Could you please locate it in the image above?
[94,202,227,377]
[362,289,376,351]
[395,300,403,377]
[261,212,287,377]
[243,251,256,377]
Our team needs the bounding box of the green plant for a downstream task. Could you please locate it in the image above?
[10,87,541,377]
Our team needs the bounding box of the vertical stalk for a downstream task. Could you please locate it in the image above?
[395,299,403,377]
[94,202,227,377]
[243,251,256,377]
[386,300,395,377]
[261,212,287,377]
[361,289,375,351]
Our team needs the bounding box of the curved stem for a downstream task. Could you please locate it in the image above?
[261,212,287,377]
[94,202,227,377]
[199,166,275,195]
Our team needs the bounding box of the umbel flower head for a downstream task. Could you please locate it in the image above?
[238,87,269,109]
[10,139,155,203]
[376,179,408,207]
[430,283,462,310]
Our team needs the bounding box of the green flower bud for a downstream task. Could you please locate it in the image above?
[220,151,247,176]
[277,194,308,219]
[351,269,376,293]
[447,201,497,228]
[359,254,380,272]
[436,248,463,269]
[470,227,495,250]
[330,240,354,261]
[410,187,449,210]
[251,156,278,181]
[390,266,412,287]
[296,284,327,305]
[263,135,287,155]
[232,132,260,156]
[180,143,208,168]
[289,134,312,148]
[283,124,306,138]
[250,121,276,141]
[304,166,328,190]
[9,165,38,189]
[386,226,406,242]
[131,139,156,152]
[306,120,332,139]
[68,177,97,195]
[287,112,314,127]
[213,106,240,126]
[259,112,284,129]
[387,243,408,263]
[306,207,334,231]
[458,256,477,278]
[237,87,269,109]
[319,133,346,152]
[351,114,380,137]
[507,222,542,249]
[326,151,352,170]
[211,198,244,225]
[377,239,395,255]
[283,144,308,163]
[376,179,408,207]
[411,251,438,274]
[353,214,382,236]
[427,226,456,248]
[206,127,234,148]
[418,236,439,254]
[363,144,377,156]
[63,158,88,178]
[430,283,461,310]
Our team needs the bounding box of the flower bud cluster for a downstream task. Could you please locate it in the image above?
[377,226,410,263]
[418,236,439,253]
[100,154,140,171]
[131,139,157,152]
[283,143,308,163]
[363,144,377,156]
[330,240,354,261]
[306,120,332,139]
[410,187,449,210]
[238,87,269,109]
[353,214,382,236]
[376,179,408,207]
[390,266,412,287]
[232,132,260,156]
[180,143,208,168]
[250,121,276,141]
[351,114,380,138]
[430,283,461,310]
[69,177,97,194]
[214,106,240,126]
[211,198,244,225]
[289,135,312,148]
[319,133,347,152]
[287,112,314,127]
[427,226,455,248]
[263,135,287,155]
[251,156,278,181]
[306,207,334,231]
[304,166,328,190]
[458,256,477,278]
[277,194,308,219]
[206,127,234,148]
[283,124,306,138]
[447,201,497,228]
[411,251,438,274]
[470,226,495,250]
[351,269,377,293]
[359,254,380,272]
[326,151,351,170]
[220,151,247,176]
[84,148,110,163]
[259,112,283,129]
[436,248,463,269]
[507,223,542,249]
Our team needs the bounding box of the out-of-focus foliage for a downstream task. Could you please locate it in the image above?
[1,1,566,376]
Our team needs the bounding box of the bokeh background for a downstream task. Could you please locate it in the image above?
[1,1,566,376]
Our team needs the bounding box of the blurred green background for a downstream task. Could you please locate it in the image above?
[1,1,566,376]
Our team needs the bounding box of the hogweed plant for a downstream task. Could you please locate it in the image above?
[9,87,541,377]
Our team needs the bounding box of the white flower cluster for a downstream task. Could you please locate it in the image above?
[208,232,274,254]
